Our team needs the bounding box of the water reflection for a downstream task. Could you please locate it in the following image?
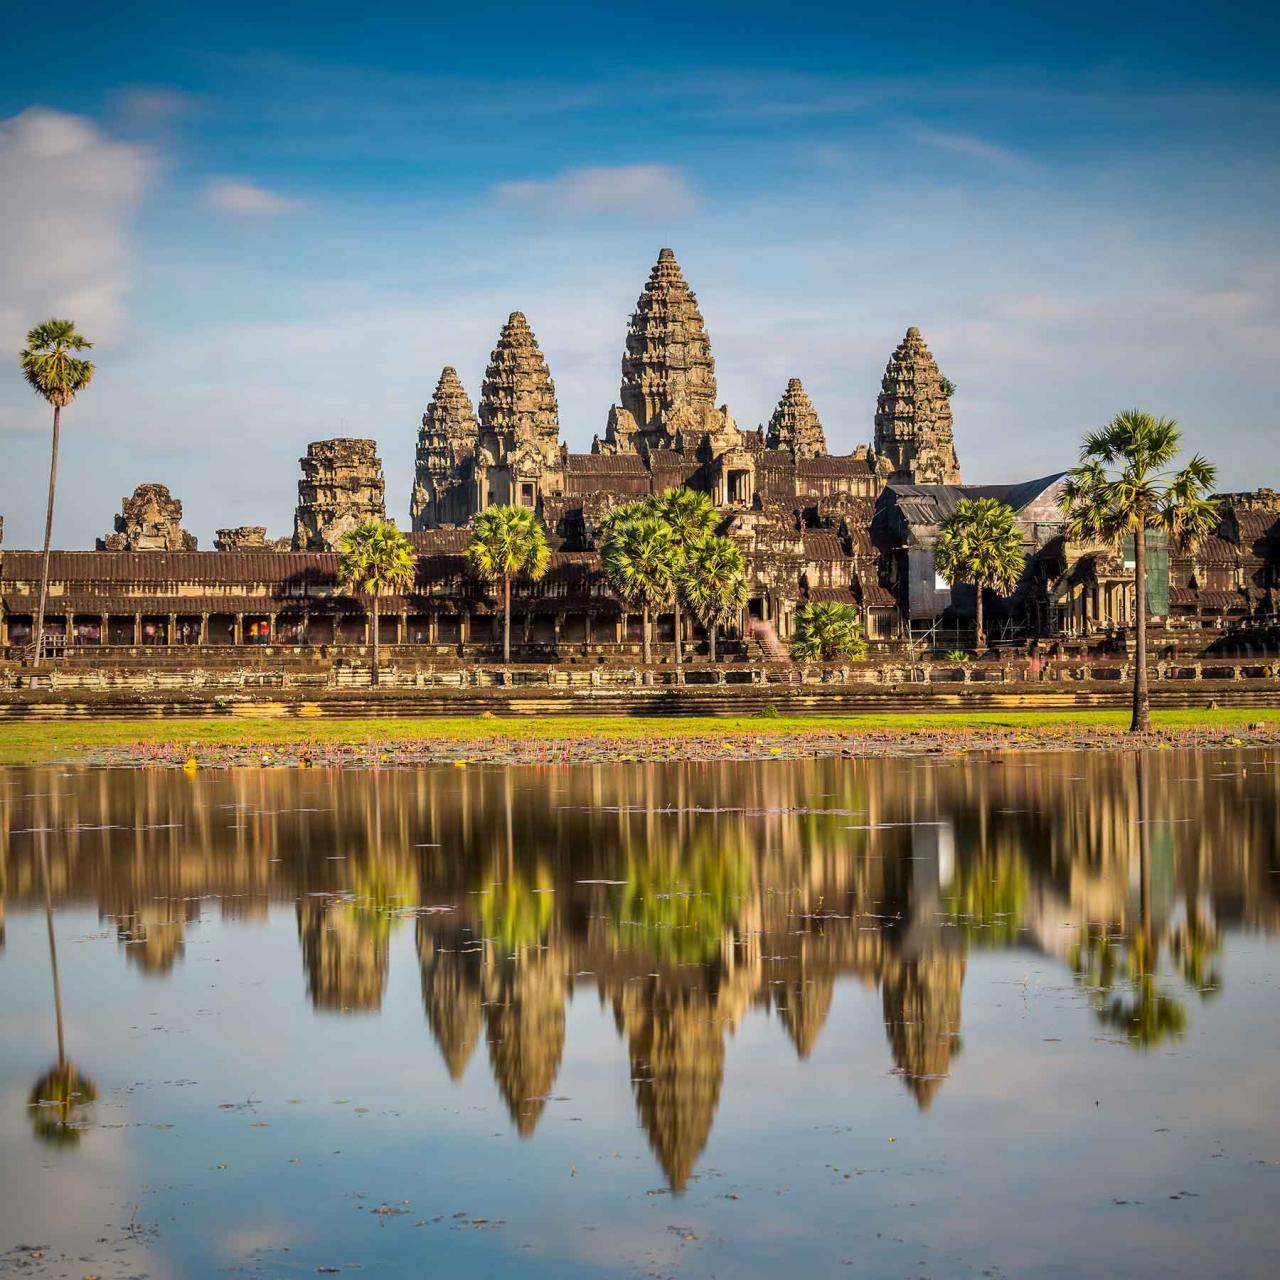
[2,749,1277,1190]
[27,827,98,1146]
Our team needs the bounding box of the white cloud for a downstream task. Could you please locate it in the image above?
[0,106,155,348]
[495,163,701,219]
[911,125,1025,167]
[207,178,302,216]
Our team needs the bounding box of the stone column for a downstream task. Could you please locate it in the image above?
[65,612,75,649]
[133,612,142,646]
[167,612,177,645]
[100,613,109,646]
[200,612,209,644]
[234,612,244,645]
[584,613,593,648]
[460,610,470,645]
[268,613,277,643]
[398,609,407,645]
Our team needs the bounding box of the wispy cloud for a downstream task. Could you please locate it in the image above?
[910,125,1025,167]
[495,164,702,220]
[0,107,156,348]
[207,178,303,216]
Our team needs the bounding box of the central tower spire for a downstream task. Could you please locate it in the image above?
[619,248,717,434]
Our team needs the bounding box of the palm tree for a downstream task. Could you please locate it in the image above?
[466,505,550,664]
[933,496,1026,653]
[653,487,718,667]
[601,508,680,667]
[790,601,866,662]
[28,825,97,1147]
[680,535,747,662]
[1059,410,1218,732]
[19,320,95,666]
[338,520,417,686]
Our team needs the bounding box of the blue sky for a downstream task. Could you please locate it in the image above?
[1,1,1277,547]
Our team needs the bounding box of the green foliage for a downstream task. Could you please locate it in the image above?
[1060,410,1218,731]
[756,702,779,718]
[477,865,555,949]
[338,520,416,599]
[680,534,748,633]
[19,318,95,408]
[600,508,681,614]
[934,497,1025,594]
[1059,410,1219,547]
[609,839,751,964]
[939,376,957,397]
[28,1061,98,1147]
[653,485,718,544]
[945,649,971,664]
[466,504,551,586]
[945,856,1028,946]
[790,601,866,662]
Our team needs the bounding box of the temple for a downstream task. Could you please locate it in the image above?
[1,247,1277,662]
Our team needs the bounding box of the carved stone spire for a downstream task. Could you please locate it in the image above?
[292,439,386,551]
[873,326,961,485]
[479,312,560,468]
[765,378,828,459]
[619,247,717,436]
[411,366,480,530]
[98,483,196,551]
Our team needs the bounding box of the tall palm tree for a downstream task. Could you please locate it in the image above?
[790,601,866,662]
[338,520,417,686]
[679,535,747,662]
[28,825,97,1147]
[466,505,550,664]
[19,320,95,666]
[1059,410,1218,732]
[653,487,718,667]
[601,508,680,667]
[933,496,1026,653]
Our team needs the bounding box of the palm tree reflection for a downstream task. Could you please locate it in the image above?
[28,827,97,1147]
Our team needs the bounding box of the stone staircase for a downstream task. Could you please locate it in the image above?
[749,620,790,663]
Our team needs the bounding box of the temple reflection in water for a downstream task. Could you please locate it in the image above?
[3,751,1277,1190]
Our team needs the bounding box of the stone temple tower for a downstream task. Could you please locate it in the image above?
[766,378,828,459]
[478,312,561,470]
[873,327,961,486]
[411,366,480,530]
[292,439,386,551]
[619,247,717,441]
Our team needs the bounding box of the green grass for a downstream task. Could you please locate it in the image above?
[0,708,1277,765]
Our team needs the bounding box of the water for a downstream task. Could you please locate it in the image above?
[2,750,1278,1279]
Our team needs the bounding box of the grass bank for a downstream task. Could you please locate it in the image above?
[1,708,1278,766]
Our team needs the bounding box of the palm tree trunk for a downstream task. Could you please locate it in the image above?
[503,574,511,665]
[642,604,652,667]
[1132,523,1151,732]
[673,598,684,670]
[371,595,380,686]
[709,621,718,663]
[39,830,66,1067]
[32,404,61,668]
[974,576,985,653]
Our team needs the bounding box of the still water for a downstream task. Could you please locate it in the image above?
[1,751,1279,1279]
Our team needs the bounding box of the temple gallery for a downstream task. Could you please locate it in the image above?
[2,249,1276,659]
